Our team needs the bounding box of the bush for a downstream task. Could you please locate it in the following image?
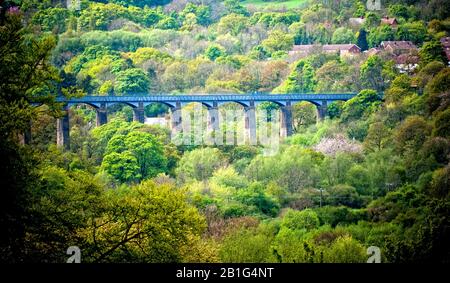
[316,206,367,227]
[281,209,320,231]
[323,235,367,263]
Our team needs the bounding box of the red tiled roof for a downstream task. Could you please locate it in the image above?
[381,17,397,25]
[381,41,417,50]
[322,44,360,51]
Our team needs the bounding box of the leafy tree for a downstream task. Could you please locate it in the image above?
[123,131,167,179]
[101,130,167,182]
[396,21,428,44]
[432,108,450,138]
[356,28,368,51]
[327,101,344,119]
[274,60,316,93]
[332,27,355,44]
[224,0,249,16]
[323,236,367,263]
[261,30,295,53]
[31,7,71,33]
[82,180,206,263]
[388,4,410,19]
[176,148,226,182]
[292,102,317,131]
[181,3,211,26]
[78,3,131,31]
[205,44,226,61]
[394,115,432,153]
[217,13,248,36]
[115,68,150,94]
[281,209,320,231]
[0,19,63,264]
[425,68,450,114]
[364,122,391,152]
[155,16,178,30]
[341,89,381,121]
[345,165,372,195]
[363,12,381,30]
[368,25,395,48]
[101,151,141,183]
[327,185,364,208]
[315,60,354,92]
[360,55,392,92]
[219,228,274,263]
[234,182,280,217]
[419,41,447,67]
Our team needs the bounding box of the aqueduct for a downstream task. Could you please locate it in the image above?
[53,93,356,149]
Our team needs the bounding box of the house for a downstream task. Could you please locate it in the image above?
[440,37,450,64]
[381,17,398,27]
[349,17,366,27]
[394,53,420,74]
[380,41,419,73]
[288,45,321,62]
[381,41,418,55]
[365,47,381,56]
[288,44,361,61]
[322,44,361,56]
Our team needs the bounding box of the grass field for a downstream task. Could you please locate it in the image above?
[241,0,308,10]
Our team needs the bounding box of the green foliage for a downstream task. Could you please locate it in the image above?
[425,68,450,114]
[102,130,167,182]
[281,209,320,231]
[327,101,344,119]
[394,115,432,153]
[224,0,250,16]
[217,13,248,36]
[83,180,206,263]
[419,41,448,67]
[262,30,295,53]
[388,4,410,19]
[176,148,226,182]
[356,28,368,51]
[396,21,428,44]
[115,68,150,94]
[432,108,450,138]
[234,182,280,217]
[331,27,355,44]
[205,44,226,61]
[219,228,274,263]
[274,60,316,93]
[368,25,395,48]
[3,0,449,264]
[31,7,71,33]
[360,55,393,92]
[327,184,365,207]
[181,3,211,26]
[341,89,381,122]
[323,235,367,263]
[316,206,367,227]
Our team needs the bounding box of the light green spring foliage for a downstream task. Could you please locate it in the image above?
[3,0,450,264]
[176,147,227,182]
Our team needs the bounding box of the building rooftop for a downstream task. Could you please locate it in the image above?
[381,41,417,50]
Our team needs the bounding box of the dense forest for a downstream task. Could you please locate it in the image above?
[0,0,449,263]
